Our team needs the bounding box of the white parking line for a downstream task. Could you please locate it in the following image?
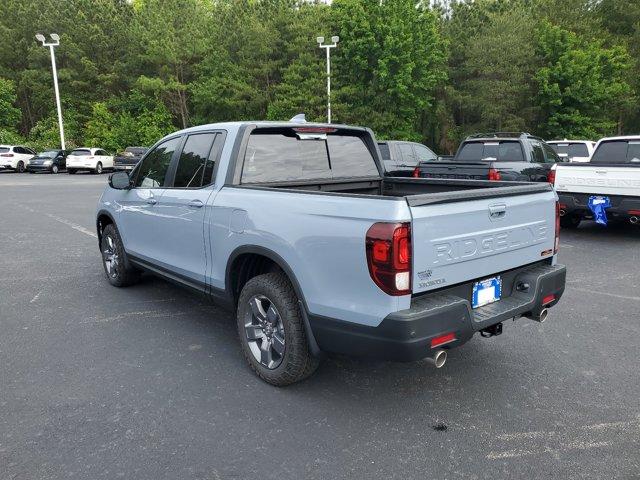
[570,287,640,302]
[16,204,97,239]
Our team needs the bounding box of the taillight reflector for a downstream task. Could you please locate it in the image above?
[431,332,456,348]
[542,294,555,305]
[628,210,640,215]
[554,201,560,253]
[547,169,556,184]
[412,167,420,178]
[366,222,411,296]
[488,168,501,181]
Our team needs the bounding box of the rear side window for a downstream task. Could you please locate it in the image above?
[173,133,216,188]
[397,143,417,165]
[378,143,391,160]
[134,137,180,188]
[414,144,437,162]
[591,140,640,164]
[241,129,379,183]
[456,141,524,161]
[530,141,546,163]
[0,147,9,153]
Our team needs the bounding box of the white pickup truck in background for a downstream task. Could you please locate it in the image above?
[547,139,596,163]
[554,135,640,228]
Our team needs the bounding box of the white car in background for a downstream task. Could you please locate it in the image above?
[547,139,596,163]
[0,145,37,173]
[66,148,114,174]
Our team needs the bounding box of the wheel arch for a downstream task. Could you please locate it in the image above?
[225,245,322,357]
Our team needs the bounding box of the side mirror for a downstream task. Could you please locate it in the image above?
[109,171,131,190]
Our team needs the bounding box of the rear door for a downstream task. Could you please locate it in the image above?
[149,131,224,289]
[409,190,557,294]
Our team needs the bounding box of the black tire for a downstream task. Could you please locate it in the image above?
[560,215,581,229]
[94,162,103,174]
[51,164,59,174]
[17,161,25,173]
[68,169,76,175]
[100,223,140,287]
[237,272,319,386]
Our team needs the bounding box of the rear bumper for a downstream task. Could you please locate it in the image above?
[558,192,640,217]
[309,262,566,362]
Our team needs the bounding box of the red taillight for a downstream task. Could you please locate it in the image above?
[412,167,420,178]
[431,332,456,348]
[542,294,555,305]
[554,201,560,253]
[488,168,501,181]
[1,153,14,157]
[628,210,640,215]
[366,222,411,296]
[547,169,556,184]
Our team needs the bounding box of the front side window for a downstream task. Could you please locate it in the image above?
[173,133,216,188]
[134,137,180,188]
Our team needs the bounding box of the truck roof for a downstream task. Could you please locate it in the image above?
[173,121,369,137]
[596,135,640,142]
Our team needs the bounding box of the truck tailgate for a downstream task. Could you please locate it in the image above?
[419,162,490,180]
[555,165,640,197]
[409,189,557,294]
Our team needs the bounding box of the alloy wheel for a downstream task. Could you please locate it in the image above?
[244,295,286,369]
[102,235,119,278]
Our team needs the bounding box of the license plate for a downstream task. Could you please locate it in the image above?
[472,276,502,308]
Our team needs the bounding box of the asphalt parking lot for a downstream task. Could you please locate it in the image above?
[1,171,638,480]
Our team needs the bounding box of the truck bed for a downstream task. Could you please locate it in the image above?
[244,176,553,205]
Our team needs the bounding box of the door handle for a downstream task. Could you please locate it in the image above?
[188,199,204,208]
[146,197,157,205]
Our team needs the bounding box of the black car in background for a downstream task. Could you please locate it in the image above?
[377,140,441,176]
[26,149,67,174]
[412,132,563,182]
[114,146,148,171]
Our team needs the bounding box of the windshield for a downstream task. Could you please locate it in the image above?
[456,141,524,162]
[70,149,91,156]
[241,128,379,183]
[549,143,589,158]
[591,140,640,164]
[38,151,58,158]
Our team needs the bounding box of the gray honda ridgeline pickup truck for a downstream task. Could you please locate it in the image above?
[96,122,566,386]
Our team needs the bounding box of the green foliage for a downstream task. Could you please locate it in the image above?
[0,0,637,154]
[534,21,633,138]
[0,78,21,130]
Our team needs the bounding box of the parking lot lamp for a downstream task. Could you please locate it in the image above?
[35,33,65,150]
[316,35,339,123]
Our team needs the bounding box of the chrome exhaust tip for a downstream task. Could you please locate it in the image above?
[559,209,567,217]
[630,216,638,224]
[526,308,549,323]
[426,349,447,368]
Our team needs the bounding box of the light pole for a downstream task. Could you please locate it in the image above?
[35,33,65,150]
[317,35,339,124]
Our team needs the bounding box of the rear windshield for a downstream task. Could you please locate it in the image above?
[70,149,91,156]
[241,128,379,183]
[591,141,640,164]
[125,147,146,155]
[0,147,9,153]
[377,143,391,160]
[456,141,524,162]
[39,151,58,157]
[549,143,589,158]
